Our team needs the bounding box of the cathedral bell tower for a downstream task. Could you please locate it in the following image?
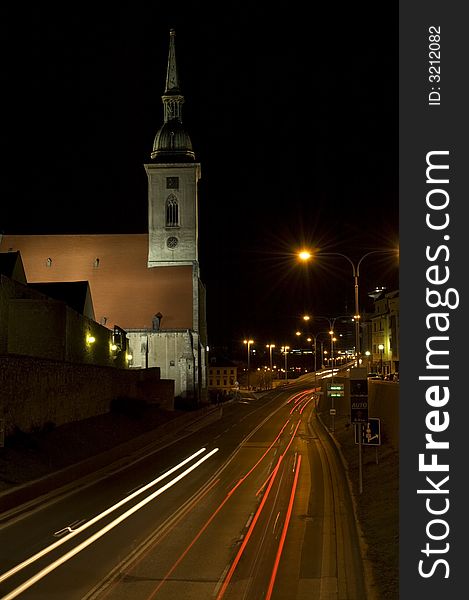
[141,29,207,405]
[146,29,201,268]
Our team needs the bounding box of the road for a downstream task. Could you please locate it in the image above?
[0,380,366,600]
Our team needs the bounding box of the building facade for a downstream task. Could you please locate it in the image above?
[0,30,207,403]
[368,289,400,375]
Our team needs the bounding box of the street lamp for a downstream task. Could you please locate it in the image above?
[306,331,330,371]
[266,344,275,386]
[243,339,254,390]
[365,350,371,373]
[266,344,275,371]
[303,314,351,380]
[281,346,290,380]
[299,249,397,366]
[378,343,384,375]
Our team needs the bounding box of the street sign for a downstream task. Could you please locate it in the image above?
[355,418,381,446]
[327,382,344,397]
[329,408,336,415]
[350,378,368,423]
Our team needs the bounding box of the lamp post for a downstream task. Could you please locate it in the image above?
[243,339,254,390]
[378,343,384,375]
[303,315,350,380]
[281,346,290,380]
[266,344,275,388]
[365,350,371,373]
[299,249,396,366]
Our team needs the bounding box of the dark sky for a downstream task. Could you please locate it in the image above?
[2,5,398,351]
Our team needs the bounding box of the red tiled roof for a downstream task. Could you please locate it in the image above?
[0,234,193,330]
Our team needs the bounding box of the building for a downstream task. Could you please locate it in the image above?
[362,288,400,375]
[0,251,127,368]
[0,30,207,403]
[208,357,238,400]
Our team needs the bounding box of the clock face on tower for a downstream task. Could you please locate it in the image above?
[166,236,179,249]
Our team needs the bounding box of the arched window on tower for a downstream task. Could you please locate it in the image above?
[165,194,179,227]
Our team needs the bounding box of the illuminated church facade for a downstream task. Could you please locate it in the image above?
[0,30,208,403]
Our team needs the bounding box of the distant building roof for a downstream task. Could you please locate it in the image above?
[209,356,238,368]
[29,281,95,320]
[0,251,27,284]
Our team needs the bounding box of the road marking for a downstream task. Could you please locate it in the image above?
[53,519,86,537]
[265,455,302,600]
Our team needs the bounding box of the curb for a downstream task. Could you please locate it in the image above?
[316,411,379,600]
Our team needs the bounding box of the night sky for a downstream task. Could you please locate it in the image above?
[2,5,398,352]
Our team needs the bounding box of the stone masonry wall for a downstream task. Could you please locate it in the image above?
[0,354,174,437]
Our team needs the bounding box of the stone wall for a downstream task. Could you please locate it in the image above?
[0,354,174,437]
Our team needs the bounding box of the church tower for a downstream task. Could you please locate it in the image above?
[142,29,207,404]
[146,29,201,268]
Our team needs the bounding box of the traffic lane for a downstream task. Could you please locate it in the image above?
[215,405,314,600]
[0,391,286,573]
[0,391,301,599]
[77,400,309,599]
[0,448,223,600]
[218,447,302,600]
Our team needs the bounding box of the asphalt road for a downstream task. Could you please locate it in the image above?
[0,380,366,600]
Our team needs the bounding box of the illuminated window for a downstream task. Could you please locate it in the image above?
[166,194,179,227]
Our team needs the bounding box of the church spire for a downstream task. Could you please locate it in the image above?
[162,29,184,124]
[151,29,195,162]
[165,29,180,94]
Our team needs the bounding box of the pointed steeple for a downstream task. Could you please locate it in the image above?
[151,29,195,162]
[165,29,180,94]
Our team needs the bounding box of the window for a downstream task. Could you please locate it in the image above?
[223,379,227,386]
[165,194,179,227]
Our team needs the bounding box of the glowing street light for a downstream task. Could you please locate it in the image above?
[303,314,350,380]
[243,339,254,390]
[378,343,384,374]
[298,248,398,365]
[365,350,371,372]
[281,346,290,380]
[266,343,275,372]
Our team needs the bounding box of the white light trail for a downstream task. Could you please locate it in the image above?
[1,447,219,600]
[0,447,209,585]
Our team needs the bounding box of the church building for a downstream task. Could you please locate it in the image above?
[0,30,208,404]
